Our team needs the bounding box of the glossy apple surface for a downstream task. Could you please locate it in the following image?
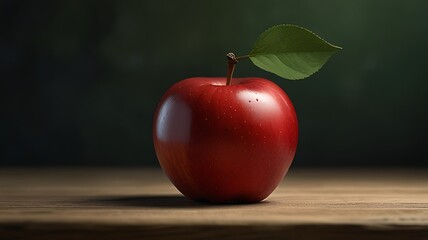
[153,77,298,203]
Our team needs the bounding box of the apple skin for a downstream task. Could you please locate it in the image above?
[153,77,298,203]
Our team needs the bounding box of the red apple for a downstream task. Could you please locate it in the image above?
[153,77,298,203]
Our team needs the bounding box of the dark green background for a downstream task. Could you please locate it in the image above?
[2,0,427,167]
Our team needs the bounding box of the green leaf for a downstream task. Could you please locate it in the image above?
[249,24,341,80]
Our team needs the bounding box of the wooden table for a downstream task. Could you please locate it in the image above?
[0,168,427,239]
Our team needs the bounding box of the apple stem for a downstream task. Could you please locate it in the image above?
[226,53,250,85]
[226,53,238,86]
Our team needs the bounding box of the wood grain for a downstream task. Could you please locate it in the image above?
[0,168,427,239]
